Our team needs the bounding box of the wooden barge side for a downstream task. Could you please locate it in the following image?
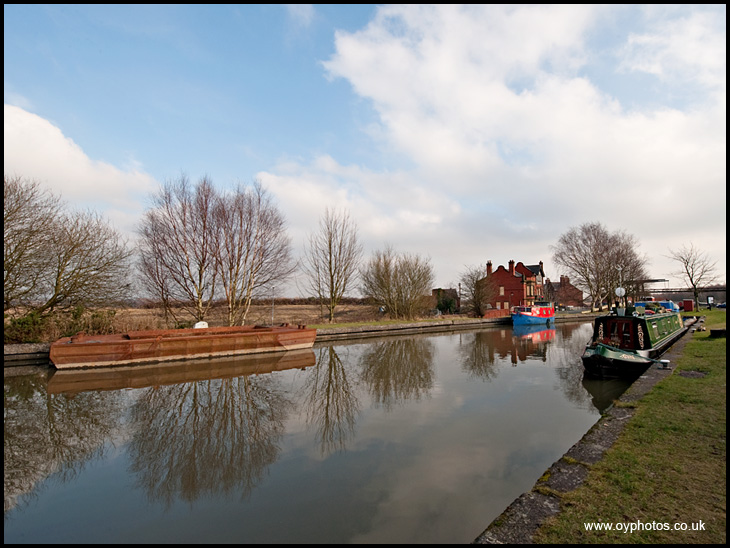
[49,324,316,369]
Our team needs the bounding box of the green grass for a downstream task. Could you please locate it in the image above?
[534,310,726,544]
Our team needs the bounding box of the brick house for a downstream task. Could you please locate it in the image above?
[545,276,584,308]
[480,260,547,312]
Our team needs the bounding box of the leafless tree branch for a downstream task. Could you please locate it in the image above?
[302,207,363,322]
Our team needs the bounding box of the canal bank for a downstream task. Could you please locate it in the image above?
[472,315,724,544]
[314,311,596,341]
[4,312,598,368]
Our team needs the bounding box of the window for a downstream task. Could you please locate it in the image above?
[499,286,504,296]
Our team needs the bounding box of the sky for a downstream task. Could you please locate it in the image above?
[4,4,726,298]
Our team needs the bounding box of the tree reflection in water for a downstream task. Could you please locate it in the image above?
[4,321,626,544]
[127,374,292,507]
[457,329,503,380]
[302,346,359,456]
[4,372,126,513]
[359,336,435,410]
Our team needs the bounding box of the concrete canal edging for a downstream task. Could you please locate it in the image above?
[314,316,509,342]
[314,312,597,342]
[4,343,52,368]
[471,316,701,544]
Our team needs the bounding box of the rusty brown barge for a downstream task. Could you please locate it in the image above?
[47,348,316,394]
[49,324,317,369]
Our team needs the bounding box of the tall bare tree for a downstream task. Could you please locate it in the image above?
[459,265,497,317]
[602,230,649,307]
[214,181,294,326]
[138,174,219,324]
[39,211,134,314]
[4,175,132,318]
[551,223,607,310]
[551,222,648,311]
[360,246,434,320]
[302,208,363,322]
[4,175,61,311]
[667,243,719,310]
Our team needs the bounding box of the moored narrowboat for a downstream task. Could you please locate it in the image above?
[581,308,687,378]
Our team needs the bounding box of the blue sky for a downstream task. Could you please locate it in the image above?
[4,4,726,296]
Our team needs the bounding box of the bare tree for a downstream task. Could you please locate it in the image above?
[4,175,132,318]
[360,246,434,320]
[459,265,497,317]
[138,174,219,324]
[38,211,133,315]
[602,230,649,307]
[361,246,397,317]
[214,181,294,326]
[551,223,608,310]
[551,222,648,311]
[667,243,719,310]
[4,175,62,311]
[302,208,363,322]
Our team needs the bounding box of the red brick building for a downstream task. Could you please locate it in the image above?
[480,260,547,312]
[545,276,584,308]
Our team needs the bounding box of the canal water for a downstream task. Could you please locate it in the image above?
[4,322,631,544]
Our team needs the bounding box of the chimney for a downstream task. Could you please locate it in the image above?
[509,260,515,275]
[486,260,492,276]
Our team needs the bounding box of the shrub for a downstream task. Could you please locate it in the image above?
[4,312,48,344]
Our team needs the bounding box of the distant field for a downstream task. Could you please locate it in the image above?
[112,302,381,332]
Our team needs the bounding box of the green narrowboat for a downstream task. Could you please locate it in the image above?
[581,308,687,378]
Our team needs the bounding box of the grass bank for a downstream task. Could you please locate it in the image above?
[534,310,726,544]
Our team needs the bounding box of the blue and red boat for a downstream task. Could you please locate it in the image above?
[511,301,555,326]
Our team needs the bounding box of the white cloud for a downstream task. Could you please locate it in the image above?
[619,8,726,94]
[310,4,725,288]
[4,6,724,295]
[4,104,158,236]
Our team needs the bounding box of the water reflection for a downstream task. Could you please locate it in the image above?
[4,370,126,513]
[581,376,633,413]
[360,336,435,409]
[302,346,359,455]
[128,373,291,506]
[4,322,633,544]
[456,324,557,379]
[457,329,502,380]
[512,324,555,362]
[5,351,316,512]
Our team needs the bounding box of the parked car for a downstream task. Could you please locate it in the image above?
[658,300,681,312]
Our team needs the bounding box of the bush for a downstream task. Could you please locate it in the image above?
[4,312,48,344]
[59,306,117,337]
[436,295,457,315]
[4,307,119,343]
